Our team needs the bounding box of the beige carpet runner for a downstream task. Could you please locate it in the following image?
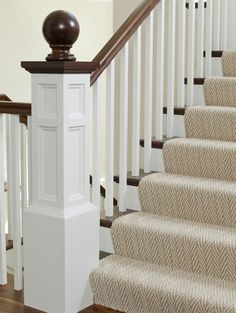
[90,51,236,312]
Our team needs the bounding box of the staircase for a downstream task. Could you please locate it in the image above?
[1,0,236,312]
[90,51,236,312]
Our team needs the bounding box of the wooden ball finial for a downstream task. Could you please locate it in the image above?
[42,10,80,61]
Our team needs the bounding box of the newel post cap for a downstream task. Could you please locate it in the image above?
[42,10,80,61]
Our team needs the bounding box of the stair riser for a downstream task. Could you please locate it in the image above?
[164,139,236,181]
[184,57,222,106]
[139,174,236,228]
[100,227,114,254]
[90,256,236,313]
[112,219,236,282]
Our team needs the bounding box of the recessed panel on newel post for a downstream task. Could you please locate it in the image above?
[21,10,99,313]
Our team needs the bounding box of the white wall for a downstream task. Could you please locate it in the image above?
[0,0,113,101]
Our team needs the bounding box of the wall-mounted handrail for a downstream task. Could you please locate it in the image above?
[90,0,160,85]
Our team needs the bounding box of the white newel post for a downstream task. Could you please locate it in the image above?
[21,11,99,313]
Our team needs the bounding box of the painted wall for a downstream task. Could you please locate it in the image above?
[0,0,113,101]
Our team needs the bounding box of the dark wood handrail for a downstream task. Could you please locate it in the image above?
[0,94,12,101]
[90,0,160,85]
[0,101,31,116]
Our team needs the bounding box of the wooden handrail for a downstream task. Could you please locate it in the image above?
[90,0,160,85]
[0,101,31,116]
[0,94,12,101]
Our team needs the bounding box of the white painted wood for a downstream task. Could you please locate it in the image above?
[6,115,13,240]
[196,0,205,77]
[177,0,186,108]
[131,27,141,176]
[0,114,7,285]
[27,117,32,205]
[221,0,228,50]
[105,61,115,217]
[20,124,28,211]
[92,80,100,208]
[119,42,129,211]
[166,0,176,137]
[155,1,165,138]
[187,0,195,107]
[10,115,22,290]
[213,0,221,50]
[205,0,213,76]
[144,12,154,172]
[24,73,99,313]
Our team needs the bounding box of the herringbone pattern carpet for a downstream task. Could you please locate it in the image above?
[90,52,236,312]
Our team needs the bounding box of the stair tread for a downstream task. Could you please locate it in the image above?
[140,136,176,149]
[90,255,236,313]
[113,212,236,246]
[100,207,136,228]
[114,170,156,186]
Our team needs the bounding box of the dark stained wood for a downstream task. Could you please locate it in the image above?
[91,0,160,85]
[90,175,118,206]
[100,207,136,228]
[140,136,177,150]
[20,115,28,127]
[81,305,121,313]
[21,61,99,74]
[42,10,80,61]
[114,170,155,187]
[186,2,207,9]
[0,94,12,101]
[163,107,186,115]
[204,50,223,58]
[6,235,23,251]
[0,101,31,116]
[184,77,205,85]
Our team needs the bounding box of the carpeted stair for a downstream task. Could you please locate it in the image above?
[90,52,236,312]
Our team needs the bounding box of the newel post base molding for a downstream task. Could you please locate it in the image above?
[21,63,99,313]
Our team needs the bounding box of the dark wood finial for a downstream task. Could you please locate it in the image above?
[42,10,80,61]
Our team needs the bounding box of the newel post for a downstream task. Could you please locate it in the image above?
[21,11,99,313]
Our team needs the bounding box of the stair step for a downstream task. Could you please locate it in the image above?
[204,77,236,107]
[112,212,236,281]
[164,138,236,181]
[185,106,236,142]
[90,255,236,313]
[139,173,236,228]
[114,170,154,187]
[140,136,177,150]
[100,207,135,228]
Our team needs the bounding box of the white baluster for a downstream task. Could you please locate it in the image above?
[144,12,154,172]
[166,0,176,137]
[156,0,165,139]
[20,124,28,210]
[213,0,221,50]
[221,0,228,50]
[105,61,115,217]
[187,0,196,106]
[132,27,141,176]
[10,115,22,290]
[196,0,205,77]
[92,80,101,208]
[27,117,32,206]
[205,0,213,76]
[6,115,13,240]
[177,0,186,108]
[119,42,129,211]
[0,114,7,285]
